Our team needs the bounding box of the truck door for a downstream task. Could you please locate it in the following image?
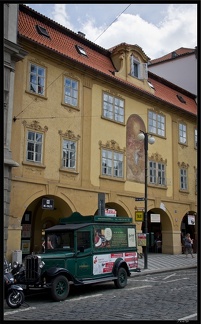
[75,230,93,278]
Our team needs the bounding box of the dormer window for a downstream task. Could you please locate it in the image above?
[130,54,147,80]
[75,45,87,57]
[36,25,50,38]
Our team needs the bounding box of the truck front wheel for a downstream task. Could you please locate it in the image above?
[114,267,127,288]
[51,275,69,301]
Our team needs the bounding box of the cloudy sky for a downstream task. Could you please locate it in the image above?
[25,2,197,59]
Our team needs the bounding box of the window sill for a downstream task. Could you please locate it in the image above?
[179,142,188,147]
[61,102,80,111]
[101,116,125,125]
[59,167,79,175]
[148,184,167,190]
[179,189,189,194]
[99,175,125,182]
[25,90,47,100]
[22,161,46,168]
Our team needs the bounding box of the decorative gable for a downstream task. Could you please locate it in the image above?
[110,43,153,93]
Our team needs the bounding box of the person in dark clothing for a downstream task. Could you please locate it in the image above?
[184,233,194,258]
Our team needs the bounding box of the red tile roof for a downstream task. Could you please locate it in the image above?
[150,47,195,65]
[148,73,197,115]
[18,4,197,117]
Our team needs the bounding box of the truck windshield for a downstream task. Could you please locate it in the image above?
[45,231,74,250]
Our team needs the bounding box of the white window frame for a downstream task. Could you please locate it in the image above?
[180,168,188,190]
[179,123,187,144]
[103,92,124,123]
[29,63,46,96]
[26,130,43,163]
[62,139,76,169]
[130,54,148,80]
[149,161,166,186]
[102,149,123,178]
[64,77,78,107]
[148,111,165,137]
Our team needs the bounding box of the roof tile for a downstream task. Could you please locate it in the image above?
[18,5,197,117]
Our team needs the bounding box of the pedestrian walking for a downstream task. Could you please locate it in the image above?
[184,233,194,258]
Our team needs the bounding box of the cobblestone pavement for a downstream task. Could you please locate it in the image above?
[3,253,197,321]
[132,252,197,276]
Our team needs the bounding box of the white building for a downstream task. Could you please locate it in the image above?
[148,47,197,96]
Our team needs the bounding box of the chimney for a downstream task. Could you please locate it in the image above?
[78,31,85,38]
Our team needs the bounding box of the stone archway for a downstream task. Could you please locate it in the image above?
[21,195,73,257]
[181,211,197,253]
[141,207,173,254]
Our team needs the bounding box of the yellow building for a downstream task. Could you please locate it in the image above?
[7,4,197,261]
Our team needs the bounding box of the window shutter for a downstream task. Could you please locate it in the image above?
[139,63,148,80]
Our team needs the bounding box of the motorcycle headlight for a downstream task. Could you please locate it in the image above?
[13,261,19,268]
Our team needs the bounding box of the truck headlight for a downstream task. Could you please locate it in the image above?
[39,261,45,268]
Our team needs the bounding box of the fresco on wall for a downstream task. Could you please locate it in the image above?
[126,114,145,182]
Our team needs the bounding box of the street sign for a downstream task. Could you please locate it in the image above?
[135,197,145,201]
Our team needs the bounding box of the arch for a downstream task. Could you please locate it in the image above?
[141,207,173,254]
[20,195,74,256]
[181,210,197,253]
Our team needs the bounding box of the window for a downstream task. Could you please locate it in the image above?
[180,168,188,190]
[75,45,87,56]
[36,25,50,38]
[102,149,123,178]
[177,94,186,104]
[77,231,91,249]
[194,129,197,149]
[149,161,166,186]
[103,92,124,123]
[64,77,78,107]
[62,139,76,169]
[148,81,155,89]
[179,123,187,144]
[130,54,148,80]
[26,130,43,163]
[148,111,165,136]
[29,63,45,96]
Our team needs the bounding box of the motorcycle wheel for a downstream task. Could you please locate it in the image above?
[6,290,25,309]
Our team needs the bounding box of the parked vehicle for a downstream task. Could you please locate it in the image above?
[13,212,140,301]
[4,258,25,308]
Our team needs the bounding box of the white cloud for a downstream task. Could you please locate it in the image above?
[25,3,197,59]
[52,4,73,29]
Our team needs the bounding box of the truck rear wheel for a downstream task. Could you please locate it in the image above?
[114,267,127,288]
[51,275,69,301]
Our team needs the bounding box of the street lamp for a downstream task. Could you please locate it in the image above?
[137,130,155,269]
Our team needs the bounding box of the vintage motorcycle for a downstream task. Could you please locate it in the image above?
[4,258,25,309]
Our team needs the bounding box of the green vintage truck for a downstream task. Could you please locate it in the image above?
[14,212,140,301]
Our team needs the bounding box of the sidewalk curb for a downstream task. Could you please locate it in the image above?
[130,265,197,278]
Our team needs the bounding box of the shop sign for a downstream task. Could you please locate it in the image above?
[135,211,144,221]
[150,213,160,223]
[188,215,195,225]
[105,209,116,217]
[42,198,54,210]
[137,233,147,246]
